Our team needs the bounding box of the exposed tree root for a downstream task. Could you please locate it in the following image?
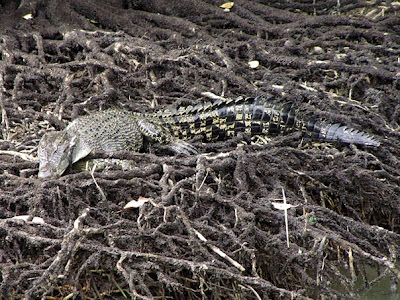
[0,0,399,298]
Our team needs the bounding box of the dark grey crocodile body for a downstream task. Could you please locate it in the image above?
[38,95,380,178]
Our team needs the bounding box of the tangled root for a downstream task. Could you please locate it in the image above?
[0,0,399,298]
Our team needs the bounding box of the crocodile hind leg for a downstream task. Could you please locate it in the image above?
[137,118,198,155]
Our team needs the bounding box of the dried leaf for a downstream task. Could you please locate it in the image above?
[88,18,99,24]
[271,202,298,210]
[11,215,45,224]
[124,197,150,209]
[220,2,234,9]
[23,13,33,20]
[248,60,259,68]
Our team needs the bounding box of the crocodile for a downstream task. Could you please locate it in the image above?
[38,95,380,178]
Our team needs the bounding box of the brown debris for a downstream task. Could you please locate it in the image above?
[0,0,399,299]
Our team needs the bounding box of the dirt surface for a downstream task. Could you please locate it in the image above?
[0,0,399,299]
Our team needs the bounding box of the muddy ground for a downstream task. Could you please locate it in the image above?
[0,0,399,299]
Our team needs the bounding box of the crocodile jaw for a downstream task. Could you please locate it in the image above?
[38,131,74,178]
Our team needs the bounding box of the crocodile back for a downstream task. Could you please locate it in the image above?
[156,96,380,146]
[157,96,293,140]
[67,109,144,152]
[38,96,379,179]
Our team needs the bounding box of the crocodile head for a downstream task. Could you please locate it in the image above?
[38,131,74,178]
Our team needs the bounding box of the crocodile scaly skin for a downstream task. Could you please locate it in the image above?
[38,95,380,178]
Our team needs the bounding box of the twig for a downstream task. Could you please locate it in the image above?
[0,150,39,162]
[201,91,227,101]
[89,163,107,201]
[239,284,262,300]
[193,228,246,272]
[0,73,10,140]
[282,188,290,248]
[26,208,91,297]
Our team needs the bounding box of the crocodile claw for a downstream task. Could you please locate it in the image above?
[167,139,198,155]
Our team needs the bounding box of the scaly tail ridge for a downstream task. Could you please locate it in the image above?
[317,122,380,147]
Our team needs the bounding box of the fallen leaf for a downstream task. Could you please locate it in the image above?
[271,202,298,210]
[88,18,99,24]
[124,197,150,209]
[220,2,234,9]
[23,13,33,20]
[11,215,45,224]
[248,60,259,68]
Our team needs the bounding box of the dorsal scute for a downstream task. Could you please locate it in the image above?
[185,105,194,113]
[162,108,175,117]
[203,101,212,111]
[177,106,186,115]
[161,95,278,118]
[211,99,223,108]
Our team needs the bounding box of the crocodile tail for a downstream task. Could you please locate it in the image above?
[307,121,380,146]
[246,96,381,147]
[159,95,380,147]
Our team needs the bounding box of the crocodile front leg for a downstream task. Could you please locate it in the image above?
[137,118,198,155]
